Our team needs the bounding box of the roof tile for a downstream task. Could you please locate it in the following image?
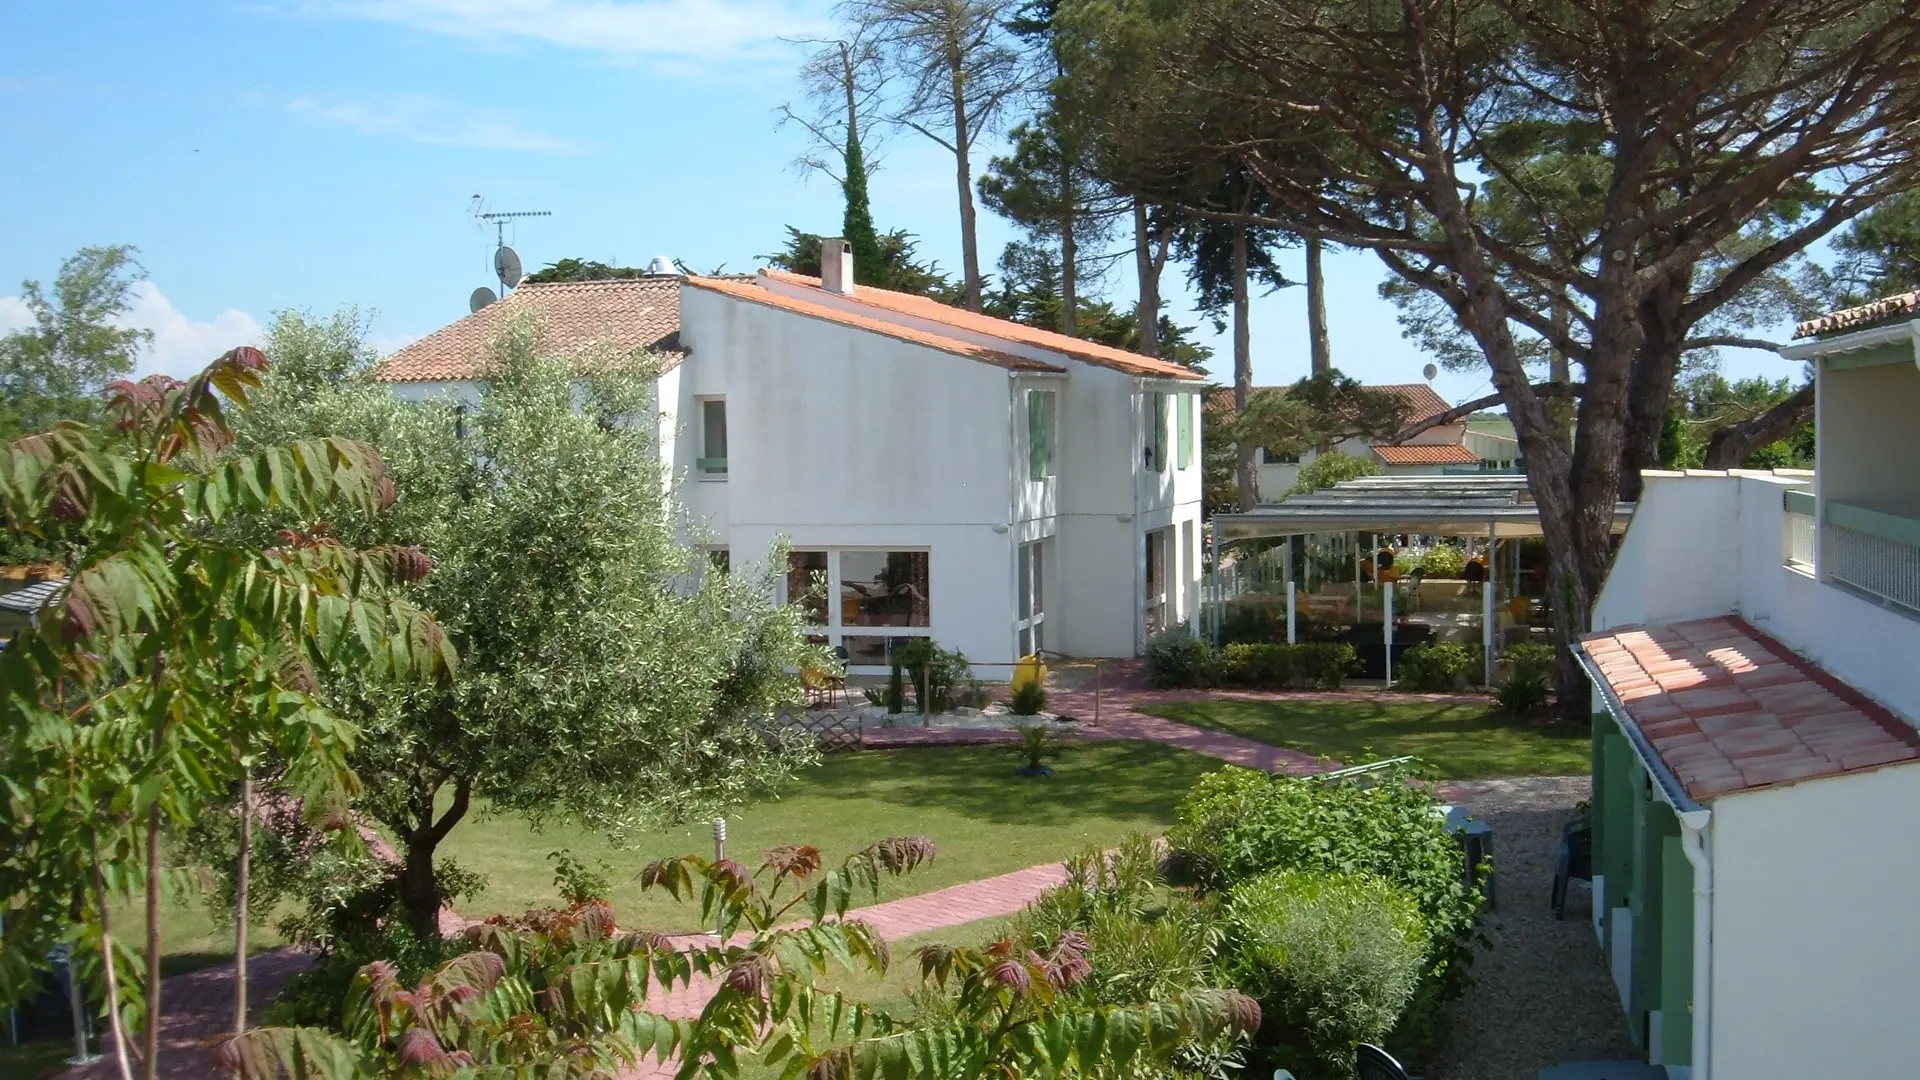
[1371,443,1480,466]
[757,269,1199,380]
[374,278,683,383]
[1581,616,1920,800]
[683,277,1066,374]
[1793,290,1920,339]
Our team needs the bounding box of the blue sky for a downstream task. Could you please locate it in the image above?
[0,1,1802,405]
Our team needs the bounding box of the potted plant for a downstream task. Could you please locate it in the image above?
[1011,723,1066,777]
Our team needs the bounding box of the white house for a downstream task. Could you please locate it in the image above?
[1572,290,1920,1078]
[1214,383,1518,501]
[374,241,1208,673]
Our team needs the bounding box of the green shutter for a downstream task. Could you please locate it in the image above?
[1153,393,1169,472]
[1028,390,1053,479]
[1177,393,1193,469]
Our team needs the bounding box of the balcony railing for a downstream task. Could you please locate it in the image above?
[1824,500,1920,615]
[1783,488,1815,571]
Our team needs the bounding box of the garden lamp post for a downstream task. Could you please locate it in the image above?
[713,817,727,941]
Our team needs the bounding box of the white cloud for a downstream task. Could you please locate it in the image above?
[0,284,263,381]
[289,94,582,151]
[310,0,827,63]
[0,295,32,335]
[115,283,267,380]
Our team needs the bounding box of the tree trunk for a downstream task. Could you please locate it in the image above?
[1703,384,1815,468]
[232,767,251,1037]
[1061,171,1078,337]
[397,777,471,940]
[1619,277,1688,502]
[1305,234,1331,375]
[1133,199,1160,357]
[1233,222,1257,510]
[143,808,162,1080]
[91,859,135,1080]
[947,44,983,312]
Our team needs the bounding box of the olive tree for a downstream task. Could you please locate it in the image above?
[234,312,821,939]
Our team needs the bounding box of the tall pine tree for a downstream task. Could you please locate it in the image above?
[842,126,887,287]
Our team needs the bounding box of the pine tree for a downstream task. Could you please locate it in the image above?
[842,127,887,286]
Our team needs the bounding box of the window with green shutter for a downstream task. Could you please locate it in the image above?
[1177,392,1193,469]
[1027,389,1056,479]
[1152,392,1170,472]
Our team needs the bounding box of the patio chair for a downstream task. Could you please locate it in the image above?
[1551,814,1592,920]
[1357,1044,1420,1080]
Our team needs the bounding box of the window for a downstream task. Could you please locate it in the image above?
[707,548,730,575]
[1144,393,1168,471]
[699,398,728,477]
[1177,393,1194,469]
[1017,541,1046,657]
[783,548,932,668]
[1027,389,1056,480]
[1145,528,1168,633]
[1262,447,1300,465]
[786,550,829,624]
[1181,521,1196,622]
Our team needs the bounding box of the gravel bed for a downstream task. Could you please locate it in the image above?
[1427,776,1640,1080]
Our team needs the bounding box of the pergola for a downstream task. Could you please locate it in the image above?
[1206,476,1634,683]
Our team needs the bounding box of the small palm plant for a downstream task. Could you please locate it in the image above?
[1013,723,1068,777]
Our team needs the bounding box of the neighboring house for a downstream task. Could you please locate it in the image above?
[374,242,1207,672]
[1214,383,1517,501]
[1573,290,1920,1078]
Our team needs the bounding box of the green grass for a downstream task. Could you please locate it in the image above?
[437,741,1222,931]
[1140,698,1591,779]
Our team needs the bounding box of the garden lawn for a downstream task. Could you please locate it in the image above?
[436,741,1220,932]
[1140,698,1590,779]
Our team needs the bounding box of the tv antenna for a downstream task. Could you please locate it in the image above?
[467,195,550,301]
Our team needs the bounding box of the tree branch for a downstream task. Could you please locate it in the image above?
[1387,382,1582,444]
[1702,383,1815,468]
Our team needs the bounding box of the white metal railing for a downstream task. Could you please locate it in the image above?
[1784,508,1815,571]
[1825,522,1920,614]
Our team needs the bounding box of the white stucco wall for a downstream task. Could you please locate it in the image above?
[1707,763,1920,1078]
[1596,470,1920,720]
[1820,360,1920,515]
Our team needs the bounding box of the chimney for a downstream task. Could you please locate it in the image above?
[820,237,855,296]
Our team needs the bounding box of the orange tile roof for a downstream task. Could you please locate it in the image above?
[1208,383,1454,427]
[683,276,1066,373]
[1371,443,1480,466]
[1793,290,1920,339]
[758,269,1202,381]
[374,279,683,383]
[1579,616,1920,800]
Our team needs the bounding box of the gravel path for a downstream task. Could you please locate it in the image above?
[1429,776,1639,1080]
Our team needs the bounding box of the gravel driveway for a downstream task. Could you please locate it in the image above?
[1427,776,1640,1080]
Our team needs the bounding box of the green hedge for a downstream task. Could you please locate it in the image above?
[1168,765,1484,1069]
[1147,630,1357,691]
[1395,642,1481,691]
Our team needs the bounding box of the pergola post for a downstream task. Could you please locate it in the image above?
[1286,535,1297,644]
[1384,576,1395,686]
[1483,519,1497,685]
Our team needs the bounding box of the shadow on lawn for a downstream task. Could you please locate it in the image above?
[1139,698,1591,780]
[836,740,1222,828]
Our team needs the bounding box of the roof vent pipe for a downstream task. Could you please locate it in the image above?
[820,238,855,296]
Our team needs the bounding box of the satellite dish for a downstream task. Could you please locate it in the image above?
[494,245,524,289]
[469,287,498,313]
[647,256,678,276]
[1422,362,1439,381]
